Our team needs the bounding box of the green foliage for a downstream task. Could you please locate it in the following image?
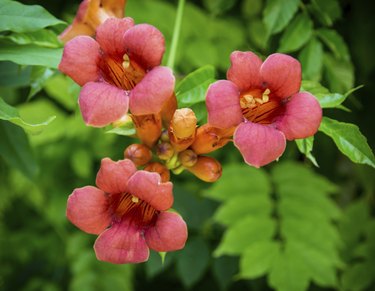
[0,0,63,33]
[278,13,313,53]
[263,0,300,35]
[319,117,375,168]
[207,162,342,291]
[295,136,318,167]
[0,121,38,179]
[0,97,55,134]
[0,41,62,68]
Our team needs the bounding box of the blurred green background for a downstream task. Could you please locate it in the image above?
[1,0,375,290]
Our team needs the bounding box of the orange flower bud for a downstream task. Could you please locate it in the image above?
[131,114,162,148]
[124,144,152,166]
[169,108,197,152]
[171,108,197,139]
[186,156,222,183]
[156,142,175,161]
[190,124,235,155]
[178,150,198,167]
[144,162,170,182]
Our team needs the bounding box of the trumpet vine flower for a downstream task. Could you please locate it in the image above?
[206,51,322,167]
[59,17,175,127]
[67,158,187,264]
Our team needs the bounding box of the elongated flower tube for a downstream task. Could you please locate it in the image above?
[59,0,127,43]
[59,18,175,127]
[206,51,322,167]
[66,158,187,264]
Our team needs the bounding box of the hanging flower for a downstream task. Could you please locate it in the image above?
[66,158,187,264]
[59,0,127,43]
[59,17,175,127]
[206,51,322,167]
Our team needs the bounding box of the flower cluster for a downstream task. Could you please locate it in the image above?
[60,0,322,264]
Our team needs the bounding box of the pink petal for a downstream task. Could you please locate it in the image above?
[58,36,100,86]
[227,51,263,92]
[78,81,129,127]
[206,80,243,128]
[66,186,111,235]
[126,171,173,211]
[96,18,134,57]
[123,24,165,69]
[145,212,188,252]
[129,66,175,115]
[234,122,286,168]
[94,217,149,264]
[260,53,301,99]
[96,158,137,194]
[275,92,322,140]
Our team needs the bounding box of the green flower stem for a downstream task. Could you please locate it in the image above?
[167,0,186,70]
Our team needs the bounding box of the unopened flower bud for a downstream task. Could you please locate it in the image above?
[186,156,222,183]
[124,144,152,166]
[156,142,174,161]
[171,108,197,139]
[144,162,170,182]
[178,150,198,167]
[161,94,178,125]
[160,129,170,142]
[191,124,234,155]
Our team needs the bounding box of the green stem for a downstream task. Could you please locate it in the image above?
[167,0,186,70]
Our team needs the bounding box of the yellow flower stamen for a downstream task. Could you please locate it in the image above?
[131,195,139,203]
[122,54,130,69]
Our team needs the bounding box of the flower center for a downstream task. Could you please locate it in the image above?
[100,53,146,91]
[240,88,281,124]
[113,192,158,226]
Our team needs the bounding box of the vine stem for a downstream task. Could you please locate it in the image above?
[167,0,186,70]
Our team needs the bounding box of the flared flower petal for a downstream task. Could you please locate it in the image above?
[96,158,137,194]
[275,92,322,140]
[58,36,101,86]
[66,186,111,235]
[206,80,243,129]
[227,51,263,92]
[126,171,173,211]
[260,53,301,99]
[234,122,286,168]
[123,24,165,69]
[129,66,175,115]
[96,17,134,57]
[145,212,188,252]
[78,81,129,127]
[94,217,149,264]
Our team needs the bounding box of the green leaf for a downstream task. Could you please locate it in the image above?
[0,61,31,87]
[268,248,310,291]
[341,263,375,291]
[299,38,323,81]
[212,256,238,290]
[176,237,210,288]
[317,29,350,61]
[214,216,276,256]
[295,136,318,167]
[70,149,93,179]
[214,195,273,226]
[28,67,55,99]
[145,251,175,279]
[0,97,55,134]
[105,124,136,136]
[204,164,271,201]
[0,0,64,33]
[240,241,280,279]
[310,0,341,26]
[203,0,237,15]
[44,74,79,110]
[278,13,313,53]
[176,65,216,107]
[0,120,38,179]
[248,18,269,50]
[242,0,263,17]
[0,40,62,68]
[323,53,354,93]
[263,0,300,35]
[319,117,375,168]
[1,29,61,48]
